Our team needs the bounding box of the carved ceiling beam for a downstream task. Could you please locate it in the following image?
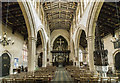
[2,7,21,13]
[47,18,71,22]
[50,27,70,31]
[99,14,119,24]
[105,2,119,8]
[45,8,74,13]
[50,24,70,28]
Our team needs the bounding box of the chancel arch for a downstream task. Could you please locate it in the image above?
[51,29,70,50]
[51,36,70,67]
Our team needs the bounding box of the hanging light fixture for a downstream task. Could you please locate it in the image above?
[111,0,120,49]
[0,0,14,46]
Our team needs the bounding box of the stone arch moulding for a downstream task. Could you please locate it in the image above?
[51,29,70,50]
[18,1,36,38]
[87,1,104,37]
[1,50,12,58]
[111,49,120,72]
[73,24,86,45]
[52,35,69,49]
[75,28,87,48]
[112,49,120,68]
[37,29,48,67]
[37,27,49,46]
[74,28,87,59]
[37,29,46,48]
[112,49,120,57]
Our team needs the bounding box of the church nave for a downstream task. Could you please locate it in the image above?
[0,0,120,82]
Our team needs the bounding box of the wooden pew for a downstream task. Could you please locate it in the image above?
[2,66,56,83]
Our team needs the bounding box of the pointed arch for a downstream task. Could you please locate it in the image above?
[51,29,70,49]
[18,1,36,38]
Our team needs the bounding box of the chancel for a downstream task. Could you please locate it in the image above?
[0,0,120,82]
[51,36,70,67]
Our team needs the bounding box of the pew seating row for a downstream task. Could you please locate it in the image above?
[65,66,119,83]
[1,66,56,83]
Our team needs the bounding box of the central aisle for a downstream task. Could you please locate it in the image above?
[51,67,74,82]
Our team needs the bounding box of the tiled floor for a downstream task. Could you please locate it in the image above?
[51,67,74,83]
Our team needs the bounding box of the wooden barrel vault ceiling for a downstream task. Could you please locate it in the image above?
[42,2,78,32]
[97,1,120,38]
[1,1,120,40]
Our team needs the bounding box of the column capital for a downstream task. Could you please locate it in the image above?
[86,36,95,41]
[28,37,37,41]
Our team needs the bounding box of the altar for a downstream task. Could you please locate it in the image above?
[51,50,70,67]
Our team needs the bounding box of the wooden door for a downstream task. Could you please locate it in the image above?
[0,53,10,77]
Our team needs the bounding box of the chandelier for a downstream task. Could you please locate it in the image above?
[0,0,14,46]
[0,32,14,46]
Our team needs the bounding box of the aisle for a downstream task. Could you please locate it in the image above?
[51,67,74,82]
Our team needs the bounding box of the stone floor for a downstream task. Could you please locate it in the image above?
[51,67,74,83]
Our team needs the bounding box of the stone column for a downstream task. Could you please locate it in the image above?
[49,45,53,65]
[42,47,47,67]
[87,36,95,72]
[69,41,73,61]
[28,37,36,72]
[75,47,79,67]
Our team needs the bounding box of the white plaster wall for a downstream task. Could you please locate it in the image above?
[0,23,26,74]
